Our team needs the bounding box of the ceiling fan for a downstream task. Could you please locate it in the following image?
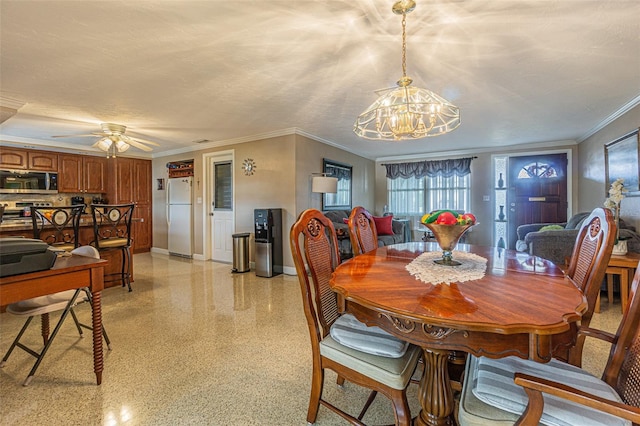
[52,123,160,157]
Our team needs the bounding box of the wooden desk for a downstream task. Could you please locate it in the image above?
[597,252,640,313]
[0,254,107,384]
[330,242,586,426]
[0,222,133,289]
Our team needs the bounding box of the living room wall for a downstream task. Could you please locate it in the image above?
[578,104,640,232]
[374,142,579,247]
[152,132,374,270]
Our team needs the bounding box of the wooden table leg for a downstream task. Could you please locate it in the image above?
[620,269,630,314]
[91,289,104,385]
[415,348,454,426]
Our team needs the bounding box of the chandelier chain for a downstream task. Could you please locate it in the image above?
[401,12,407,78]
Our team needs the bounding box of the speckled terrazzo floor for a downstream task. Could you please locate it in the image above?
[0,252,624,425]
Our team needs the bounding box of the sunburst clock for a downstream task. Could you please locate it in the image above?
[242,158,256,176]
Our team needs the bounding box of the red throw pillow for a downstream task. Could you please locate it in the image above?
[342,218,349,224]
[373,216,394,236]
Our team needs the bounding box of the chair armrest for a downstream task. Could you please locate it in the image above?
[513,373,640,425]
[577,326,616,345]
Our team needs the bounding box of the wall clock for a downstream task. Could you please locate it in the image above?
[242,158,256,176]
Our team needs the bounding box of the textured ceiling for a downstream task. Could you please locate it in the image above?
[0,0,639,160]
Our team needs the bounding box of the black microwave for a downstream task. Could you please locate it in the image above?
[0,169,58,194]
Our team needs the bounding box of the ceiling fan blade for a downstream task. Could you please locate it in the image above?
[125,139,154,152]
[51,133,103,138]
[127,136,160,146]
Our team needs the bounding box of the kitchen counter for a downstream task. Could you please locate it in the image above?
[0,216,138,290]
[0,215,141,231]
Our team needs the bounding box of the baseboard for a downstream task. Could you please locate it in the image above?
[148,249,296,275]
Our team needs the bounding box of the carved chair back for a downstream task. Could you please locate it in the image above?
[556,207,616,365]
[290,209,341,347]
[31,205,83,250]
[348,206,378,256]
[565,207,616,323]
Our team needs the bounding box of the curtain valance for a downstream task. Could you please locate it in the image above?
[383,157,474,179]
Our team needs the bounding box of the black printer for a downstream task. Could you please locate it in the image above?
[0,237,57,278]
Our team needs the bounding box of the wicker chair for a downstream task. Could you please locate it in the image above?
[290,209,421,425]
[348,206,378,256]
[458,263,640,425]
[551,207,617,366]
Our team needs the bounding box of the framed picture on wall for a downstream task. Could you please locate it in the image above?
[605,128,640,196]
[322,159,352,211]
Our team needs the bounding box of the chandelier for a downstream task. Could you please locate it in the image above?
[354,0,460,141]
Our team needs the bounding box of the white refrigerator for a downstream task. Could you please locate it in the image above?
[167,176,193,257]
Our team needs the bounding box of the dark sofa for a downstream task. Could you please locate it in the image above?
[516,212,640,266]
[323,209,406,259]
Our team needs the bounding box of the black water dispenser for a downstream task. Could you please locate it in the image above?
[254,208,283,277]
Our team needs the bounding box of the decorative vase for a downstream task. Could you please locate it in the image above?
[497,237,506,249]
[497,173,504,188]
[613,239,628,255]
[422,223,475,266]
[498,205,505,221]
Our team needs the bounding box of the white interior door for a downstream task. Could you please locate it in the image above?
[208,154,234,262]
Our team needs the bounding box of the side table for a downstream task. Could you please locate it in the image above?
[595,251,640,314]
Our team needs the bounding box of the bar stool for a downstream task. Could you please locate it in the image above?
[31,205,84,251]
[90,203,135,291]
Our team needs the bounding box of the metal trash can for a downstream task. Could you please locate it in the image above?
[232,233,250,273]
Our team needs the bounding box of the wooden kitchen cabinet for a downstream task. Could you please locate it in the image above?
[107,157,152,253]
[0,147,28,169]
[58,154,107,193]
[28,151,58,171]
[0,147,58,171]
[83,155,107,193]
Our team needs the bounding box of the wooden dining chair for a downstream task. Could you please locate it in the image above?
[0,246,112,386]
[458,263,640,425]
[290,209,421,426]
[30,205,84,252]
[91,203,135,291]
[551,207,616,366]
[348,206,378,256]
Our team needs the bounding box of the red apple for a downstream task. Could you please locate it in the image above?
[461,213,476,224]
[435,211,457,225]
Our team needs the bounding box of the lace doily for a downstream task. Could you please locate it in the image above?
[405,251,488,285]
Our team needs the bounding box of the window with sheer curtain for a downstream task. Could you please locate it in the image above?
[384,157,473,217]
[387,174,470,215]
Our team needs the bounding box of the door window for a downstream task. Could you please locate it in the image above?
[214,162,232,210]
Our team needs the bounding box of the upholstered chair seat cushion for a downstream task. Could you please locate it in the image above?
[330,313,409,358]
[320,334,421,390]
[95,237,129,249]
[458,355,631,426]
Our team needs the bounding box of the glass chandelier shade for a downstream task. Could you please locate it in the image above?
[96,135,130,158]
[354,0,460,141]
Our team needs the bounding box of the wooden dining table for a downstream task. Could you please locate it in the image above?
[330,242,587,426]
[0,253,107,385]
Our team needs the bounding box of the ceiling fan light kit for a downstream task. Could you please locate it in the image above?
[354,0,460,141]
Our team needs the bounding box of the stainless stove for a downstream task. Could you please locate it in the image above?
[1,200,53,223]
